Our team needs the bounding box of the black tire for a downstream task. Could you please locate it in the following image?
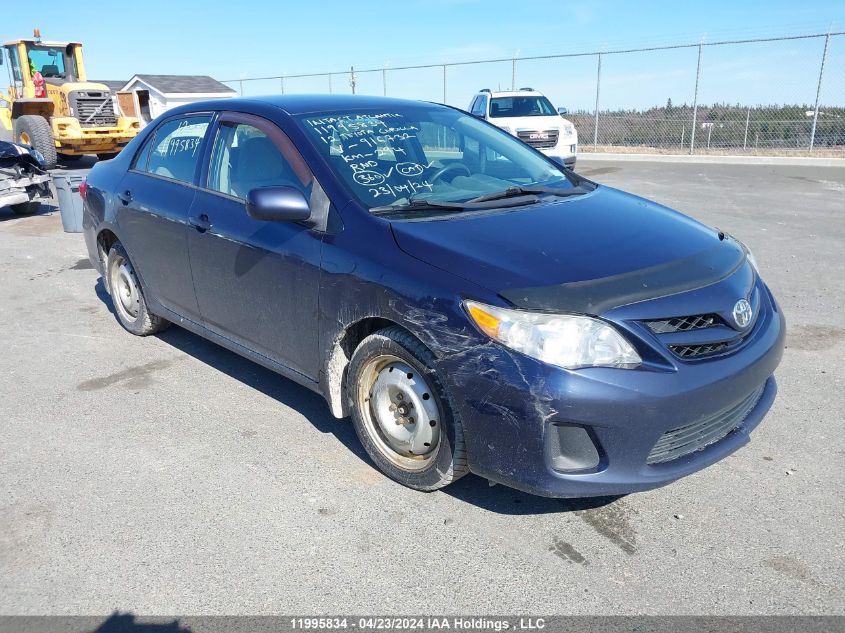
[13,115,57,169]
[348,326,468,491]
[10,201,40,215]
[106,243,169,336]
[96,153,118,162]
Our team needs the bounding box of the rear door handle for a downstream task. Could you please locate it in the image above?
[190,212,211,233]
[117,190,132,205]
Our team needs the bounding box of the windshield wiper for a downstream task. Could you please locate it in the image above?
[465,185,590,204]
[370,198,467,216]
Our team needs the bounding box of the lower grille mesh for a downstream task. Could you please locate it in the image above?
[670,341,737,358]
[647,384,766,465]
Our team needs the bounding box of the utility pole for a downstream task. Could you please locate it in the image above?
[593,53,602,147]
[690,43,703,155]
[809,31,831,152]
[350,66,356,95]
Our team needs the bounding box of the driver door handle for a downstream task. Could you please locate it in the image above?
[117,190,132,205]
[190,213,211,233]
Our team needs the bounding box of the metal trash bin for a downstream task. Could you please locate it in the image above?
[52,170,87,233]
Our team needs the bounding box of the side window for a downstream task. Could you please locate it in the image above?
[207,121,309,200]
[8,47,23,82]
[137,115,211,184]
[469,96,481,115]
[471,95,488,116]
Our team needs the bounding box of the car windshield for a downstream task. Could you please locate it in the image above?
[296,105,578,215]
[489,95,557,117]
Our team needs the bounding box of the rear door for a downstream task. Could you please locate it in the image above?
[186,112,322,380]
[115,113,212,320]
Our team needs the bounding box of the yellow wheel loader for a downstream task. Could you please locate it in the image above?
[0,30,139,168]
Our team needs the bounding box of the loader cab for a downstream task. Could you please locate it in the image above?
[2,39,85,96]
[24,43,80,82]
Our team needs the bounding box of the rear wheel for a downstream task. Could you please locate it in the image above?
[348,326,468,491]
[10,201,40,215]
[13,115,57,169]
[106,243,169,336]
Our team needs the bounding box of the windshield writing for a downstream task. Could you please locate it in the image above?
[298,107,572,213]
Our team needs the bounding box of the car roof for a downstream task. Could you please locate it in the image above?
[188,94,444,116]
[479,90,544,97]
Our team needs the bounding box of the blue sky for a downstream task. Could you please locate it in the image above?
[4,0,844,110]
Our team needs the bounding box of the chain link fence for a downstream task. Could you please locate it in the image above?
[223,32,844,156]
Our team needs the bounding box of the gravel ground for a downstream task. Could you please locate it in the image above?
[0,158,843,615]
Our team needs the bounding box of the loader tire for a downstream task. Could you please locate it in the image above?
[13,115,57,169]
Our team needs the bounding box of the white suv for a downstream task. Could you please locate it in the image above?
[467,88,577,168]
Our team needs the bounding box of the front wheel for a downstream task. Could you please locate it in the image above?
[106,243,169,336]
[13,115,57,169]
[348,326,468,491]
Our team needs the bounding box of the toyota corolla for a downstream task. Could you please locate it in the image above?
[82,95,785,497]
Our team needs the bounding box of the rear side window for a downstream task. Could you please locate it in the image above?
[134,115,211,184]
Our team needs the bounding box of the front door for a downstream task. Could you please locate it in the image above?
[186,113,322,380]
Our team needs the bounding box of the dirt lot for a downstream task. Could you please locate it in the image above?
[0,158,843,615]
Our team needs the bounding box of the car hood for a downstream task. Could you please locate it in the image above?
[389,186,746,314]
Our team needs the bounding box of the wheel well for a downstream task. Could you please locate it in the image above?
[12,101,54,120]
[96,229,118,263]
[325,316,418,419]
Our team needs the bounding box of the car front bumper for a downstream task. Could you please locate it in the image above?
[438,283,785,498]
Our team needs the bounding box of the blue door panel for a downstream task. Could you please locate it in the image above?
[114,171,201,319]
[186,189,322,380]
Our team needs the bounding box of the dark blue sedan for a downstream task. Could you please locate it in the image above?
[82,95,785,497]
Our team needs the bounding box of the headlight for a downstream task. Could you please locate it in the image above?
[498,125,512,134]
[464,300,641,370]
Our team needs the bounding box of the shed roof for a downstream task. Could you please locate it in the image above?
[122,74,236,96]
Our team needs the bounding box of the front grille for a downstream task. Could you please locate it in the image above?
[646,314,719,334]
[517,129,559,149]
[70,91,117,128]
[647,383,766,465]
[641,299,759,361]
[670,341,739,358]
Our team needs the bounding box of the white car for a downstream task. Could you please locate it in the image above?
[467,88,577,168]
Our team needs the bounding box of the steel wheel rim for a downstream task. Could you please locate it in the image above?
[110,254,140,322]
[358,354,442,471]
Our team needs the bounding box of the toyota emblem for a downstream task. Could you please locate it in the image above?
[733,299,753,329]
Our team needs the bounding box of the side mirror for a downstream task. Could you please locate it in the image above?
[557,107,568,116]
[246,186,312,224]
